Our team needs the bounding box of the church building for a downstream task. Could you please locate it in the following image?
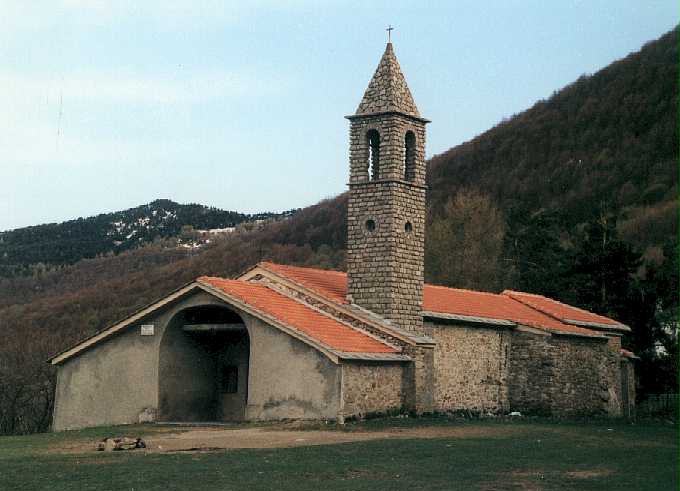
[49,42,636,431]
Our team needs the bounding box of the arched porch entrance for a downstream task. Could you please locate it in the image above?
[158,305,249,422]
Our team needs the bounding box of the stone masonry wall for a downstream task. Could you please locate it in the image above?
[251,274,434,415]
[620,359,636,418]
[507,330,553,414]
[347,181,426,333]
[347,114,427,335]
[348,114,426,185]
[401,345,435,414]
[549,335,619,417]
[341,361,407,419]
[427,321,511,413]
[355,43,420,118]
[251,274,411,351]
[508,329,618,416]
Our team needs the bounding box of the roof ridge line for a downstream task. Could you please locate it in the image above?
[259,261,348,276]
[502,292,572,326]
[426,283,501,297]
[502,289,543,297]
[247,264,425,346]
[256,279,403,353]
[260,262,507,298]
[195,279,346,362]
[503,289,621,325]
[502,296,601,336]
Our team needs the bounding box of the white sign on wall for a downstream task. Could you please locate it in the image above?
[140,324,155,336]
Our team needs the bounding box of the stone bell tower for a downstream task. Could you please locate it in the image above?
[346,42,429,334]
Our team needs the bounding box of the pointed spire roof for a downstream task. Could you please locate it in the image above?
[355,43,421,118]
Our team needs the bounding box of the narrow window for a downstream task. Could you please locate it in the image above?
[221,365,238,393]
[366,129,380,180]
[404,131,416,181]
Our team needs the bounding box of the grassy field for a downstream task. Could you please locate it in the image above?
[0,418,677,491]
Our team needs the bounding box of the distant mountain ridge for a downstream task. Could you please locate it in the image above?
[0,199,296,276]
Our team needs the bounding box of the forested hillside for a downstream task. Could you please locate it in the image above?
[0,28,677,435]
[424,28,678,338]
[0,199,296,276]
[428,27,677,255]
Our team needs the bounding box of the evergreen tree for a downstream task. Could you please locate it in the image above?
[503,207,567,297]
[562,213,641,320]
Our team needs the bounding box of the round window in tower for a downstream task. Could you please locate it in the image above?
[365,219,376,232]
[404,221,413,233]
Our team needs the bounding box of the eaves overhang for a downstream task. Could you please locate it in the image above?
[423,310,517,328]
[563,319,631,333]
[550,330,609,341]
[49,278,407,367]
[195,280,404,364]
[48,281,200,365]
[345,111,430,124]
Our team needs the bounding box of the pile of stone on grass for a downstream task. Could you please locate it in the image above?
[96,437,146,452]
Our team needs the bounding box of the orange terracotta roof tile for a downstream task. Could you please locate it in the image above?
[260,262,349,304]
[502,290,625,328]
[256,262,601,337]
[422,284,599,336]
[198,276,396,353]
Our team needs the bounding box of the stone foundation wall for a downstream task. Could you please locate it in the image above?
[620,360,636,418]
[508,329,618,416]
[549,335,618,417]
[411,346,435,413]
[507,329,553,414]
[341,361,407,419]
[427,322,510,413]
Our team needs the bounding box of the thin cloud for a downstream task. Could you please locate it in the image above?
[1,0,321,33]
[0,69,286,105]
[0,67,292,171]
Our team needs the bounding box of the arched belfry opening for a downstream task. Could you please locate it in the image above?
[158,305,249,422]
[366,129,381,180]
[404,131,416,181]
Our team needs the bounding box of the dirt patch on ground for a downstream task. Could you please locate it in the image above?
[481,467,615,490]
[565,468,613,479]
[480,470,548,491]
[51,423,518,454]
[546,426,677,449]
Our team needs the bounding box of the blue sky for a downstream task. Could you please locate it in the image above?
[1,1,677,231]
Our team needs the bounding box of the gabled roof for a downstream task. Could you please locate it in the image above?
[50,276,404,365]
[502,290,630,332]
[51,261,632,366]
[252,262,625,339]
[423,285,596,336]
[197,277,398,354]
[353,43,422,119]
[260,262,349,304]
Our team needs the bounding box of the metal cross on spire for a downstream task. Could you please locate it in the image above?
[386,25,394,43]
